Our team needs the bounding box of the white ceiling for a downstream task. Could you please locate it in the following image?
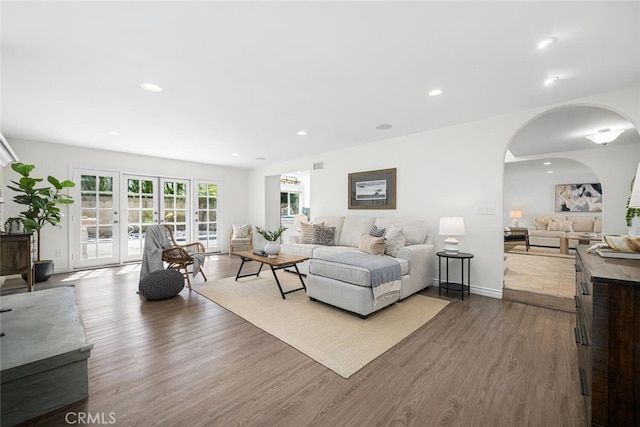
[2,1,639,169]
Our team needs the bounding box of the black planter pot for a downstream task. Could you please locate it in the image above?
[22,260,55,283]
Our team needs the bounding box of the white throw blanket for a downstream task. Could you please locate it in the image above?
[186,251,205,278]
[139,225,171,281]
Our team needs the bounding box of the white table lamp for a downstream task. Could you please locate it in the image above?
[509,210,522,227]
[439,217,465,255]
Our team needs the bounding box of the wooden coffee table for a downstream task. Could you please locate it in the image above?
[234,251,309,299]
[559,235,600,254]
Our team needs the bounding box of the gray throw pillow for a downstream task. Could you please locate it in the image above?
[312,224,336,246]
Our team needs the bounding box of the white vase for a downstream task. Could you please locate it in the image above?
[629,216,640,236]
[264,242,280,258]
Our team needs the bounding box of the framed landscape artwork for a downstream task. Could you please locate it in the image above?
[348,168,396,209]
[555,183,603,212]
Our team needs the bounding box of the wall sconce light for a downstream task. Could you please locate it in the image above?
[439,217,465,255]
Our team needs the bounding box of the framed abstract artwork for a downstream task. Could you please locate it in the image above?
[348,168,396,209]
[555,183,602,212]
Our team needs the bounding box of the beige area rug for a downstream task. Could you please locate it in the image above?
[193,273,449,379]
[503,252,575,299]
[506,244,575,259]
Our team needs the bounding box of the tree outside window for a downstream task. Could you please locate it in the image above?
[281,192,300,217]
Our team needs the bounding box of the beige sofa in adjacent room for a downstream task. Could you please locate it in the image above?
[527,215,602,249]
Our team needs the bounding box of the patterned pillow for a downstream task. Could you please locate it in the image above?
[368,224,386,237]
[299,222,323,244]
[548,220,574,232]
[312,224,336,246]
[232,224,252,239]
[358,233,386,255]
[533,218,549,230]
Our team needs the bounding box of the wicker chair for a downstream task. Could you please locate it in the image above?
[161,225,207,290]
[229,227,253,257]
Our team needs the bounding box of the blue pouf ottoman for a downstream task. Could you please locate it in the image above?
[139,269,185,300]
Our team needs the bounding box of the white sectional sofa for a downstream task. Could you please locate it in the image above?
[527,215,602,249]
[280,215,435,317]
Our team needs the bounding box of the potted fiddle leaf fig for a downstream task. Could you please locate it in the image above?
[7,162,75,282]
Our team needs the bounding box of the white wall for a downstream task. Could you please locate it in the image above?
[504,161,601,228]
[2,139,250,271]
[504,143,639,232]
[248,86,640,299]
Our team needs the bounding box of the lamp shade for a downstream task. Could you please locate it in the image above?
[509,210,522,219]
[439,217,465,236]
[630,162,640,208]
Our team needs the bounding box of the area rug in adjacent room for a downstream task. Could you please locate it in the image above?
[506,244,575,259]
[193,273,449,379]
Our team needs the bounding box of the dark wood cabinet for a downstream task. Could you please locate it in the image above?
[575,246,640,426]
[0,233,33,292]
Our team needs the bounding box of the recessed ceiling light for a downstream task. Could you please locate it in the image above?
[296,131,308,136]
[547,170,554,174]
[256,157,266,161]
[376,124,392,130]
[543,161,551,165]
[428,89,443,97]
[140,82,163,93]
[231,153,239,157]
[543,76,560,86]
[537,37,557,50]
[585,128,624,145]
[107,130,120,136]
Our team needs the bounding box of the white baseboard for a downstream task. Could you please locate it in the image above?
[431,278,502,299]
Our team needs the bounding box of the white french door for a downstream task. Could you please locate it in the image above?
[74,170,218,268]
[160,178,191,245]
[73,169,121,268]
[194,180,220,252]
[123,175,159,262]
[122,175,192,262]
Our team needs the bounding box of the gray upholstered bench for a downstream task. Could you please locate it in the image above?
[306,253,405,318]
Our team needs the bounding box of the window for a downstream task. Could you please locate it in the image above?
[280,192,300,217]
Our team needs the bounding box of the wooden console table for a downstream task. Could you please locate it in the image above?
[0,233,34,292]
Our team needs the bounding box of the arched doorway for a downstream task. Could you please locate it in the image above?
[502,105,640,310]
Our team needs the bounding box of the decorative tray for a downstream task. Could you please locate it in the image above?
[596,248,640,259]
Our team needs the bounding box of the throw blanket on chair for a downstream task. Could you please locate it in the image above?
[318,252,402,305]
[186,251,205,278]
[140,224,171,281]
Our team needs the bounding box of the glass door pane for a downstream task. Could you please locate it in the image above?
[161,178,190,245]
[124,175,158,262]
[195,181,219,251]
[73,170,120,268]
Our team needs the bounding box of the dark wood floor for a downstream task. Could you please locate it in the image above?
[6,255,586,426]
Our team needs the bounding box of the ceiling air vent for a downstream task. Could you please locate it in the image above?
[313,162,324,170]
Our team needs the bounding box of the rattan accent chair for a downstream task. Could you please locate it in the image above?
[229,227,253,257]
[161,225,207,290]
